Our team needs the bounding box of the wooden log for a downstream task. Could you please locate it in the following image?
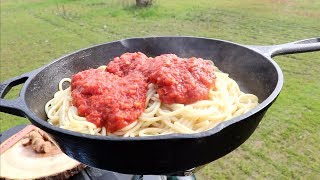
[136,0,153,7]
[0,126,85,179]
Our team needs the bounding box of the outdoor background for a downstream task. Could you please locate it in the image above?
[1,0,319,179]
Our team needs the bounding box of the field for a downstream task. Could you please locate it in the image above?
[1,0,319,179]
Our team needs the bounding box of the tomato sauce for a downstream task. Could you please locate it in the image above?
[71,52,216,132]
[146,54,216,104]
[71,69,148,132]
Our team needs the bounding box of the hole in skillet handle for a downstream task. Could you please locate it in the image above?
[0,71,34,117]
[1,79,27,100]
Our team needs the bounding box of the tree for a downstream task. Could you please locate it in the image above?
[136,0,153,7]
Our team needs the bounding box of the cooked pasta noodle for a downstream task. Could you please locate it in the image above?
[45,66,258,137]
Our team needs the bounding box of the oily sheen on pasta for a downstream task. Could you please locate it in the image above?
[45,53,258,137]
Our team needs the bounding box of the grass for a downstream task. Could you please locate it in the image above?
[1,0,319,179]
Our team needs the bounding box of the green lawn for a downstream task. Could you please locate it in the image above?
[1,0,319,179]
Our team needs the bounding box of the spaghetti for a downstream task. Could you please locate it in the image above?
[45,66,258,137]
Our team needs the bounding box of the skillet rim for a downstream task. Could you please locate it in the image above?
[21,36,284,141]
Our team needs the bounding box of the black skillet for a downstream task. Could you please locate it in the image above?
[0,37,319,175]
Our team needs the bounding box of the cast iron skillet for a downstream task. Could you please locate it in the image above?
[0,37,319,175]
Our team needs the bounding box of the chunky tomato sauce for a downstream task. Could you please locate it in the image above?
[71,52,216,132]
[71,69,148,132]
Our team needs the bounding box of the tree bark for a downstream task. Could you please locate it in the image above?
[136,0,153,7]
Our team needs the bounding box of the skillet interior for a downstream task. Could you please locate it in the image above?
[23,37,280,174]
[25,37,278,119]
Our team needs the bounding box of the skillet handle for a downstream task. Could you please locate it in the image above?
[247,37,320,58]
[0,71,35,117]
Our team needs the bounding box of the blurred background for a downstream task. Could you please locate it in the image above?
[1,0,319,179]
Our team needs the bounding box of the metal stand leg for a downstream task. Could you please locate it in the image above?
[131,175,196,180]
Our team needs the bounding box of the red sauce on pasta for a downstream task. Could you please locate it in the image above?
[146,54,216,104]
[71,52,216,132]
[71,69,148,132]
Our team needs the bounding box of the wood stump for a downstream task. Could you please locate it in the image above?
[136,0,153,7]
